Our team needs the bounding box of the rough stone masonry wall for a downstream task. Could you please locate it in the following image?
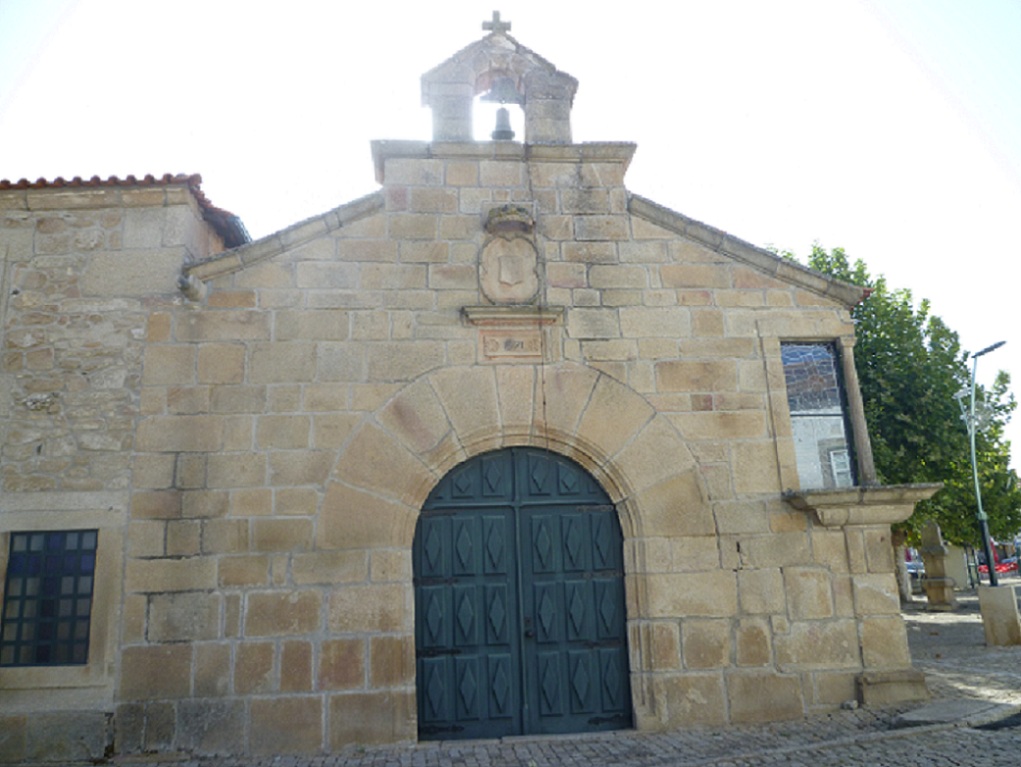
[0,183,224,763]
[0,185,221,493]
[109,142,914,757]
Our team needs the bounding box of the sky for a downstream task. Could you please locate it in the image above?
[1,0,1020,460]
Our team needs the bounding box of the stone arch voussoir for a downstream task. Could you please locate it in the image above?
[324,362,711,551]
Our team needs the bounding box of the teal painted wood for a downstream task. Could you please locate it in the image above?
[414,448,632,740]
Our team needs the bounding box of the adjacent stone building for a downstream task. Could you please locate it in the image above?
[0,15,938,762]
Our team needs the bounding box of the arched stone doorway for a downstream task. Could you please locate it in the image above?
[413,446,632,740]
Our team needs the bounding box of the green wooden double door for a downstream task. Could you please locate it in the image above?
[413,447,632,740]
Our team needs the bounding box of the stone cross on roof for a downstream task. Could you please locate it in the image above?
[483,11,511,34]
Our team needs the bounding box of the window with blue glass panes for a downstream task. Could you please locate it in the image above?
[1,530,97,666]
[780,343,856,489]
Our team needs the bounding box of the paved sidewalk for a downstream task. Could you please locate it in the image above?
[98,580,1021,767]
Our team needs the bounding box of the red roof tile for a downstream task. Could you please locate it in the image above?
[0,173,249,248]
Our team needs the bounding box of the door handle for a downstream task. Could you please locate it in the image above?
[524,629,535,638]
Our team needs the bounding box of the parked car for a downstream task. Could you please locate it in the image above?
[977,557,1017,574]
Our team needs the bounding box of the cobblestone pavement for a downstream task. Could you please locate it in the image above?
[96,579,1020,767]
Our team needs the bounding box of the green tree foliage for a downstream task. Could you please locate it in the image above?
[800,245,1021,545]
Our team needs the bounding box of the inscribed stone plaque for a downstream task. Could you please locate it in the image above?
[481,330,543,360]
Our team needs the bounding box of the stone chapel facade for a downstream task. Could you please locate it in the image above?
[0,17,938,762]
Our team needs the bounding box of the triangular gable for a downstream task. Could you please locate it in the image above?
[629,194,866,308]
[185,191,384,282]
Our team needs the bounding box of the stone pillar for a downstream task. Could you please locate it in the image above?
[785,484,941,707]
[977,585,1021,646]
[919,520,956,611]
[837,339,876,484]
[522,69,575,144]
[891,529,912,603]
[428,93,474,141]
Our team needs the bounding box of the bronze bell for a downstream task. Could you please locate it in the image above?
[491,107,515,141]
[481,76,523,105]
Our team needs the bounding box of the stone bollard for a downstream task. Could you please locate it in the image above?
[919,520,956,611]
[977,584,1021,646]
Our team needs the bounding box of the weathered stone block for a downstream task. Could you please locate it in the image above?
[250,519,313,552]
[328,691,416,747]
[218,554,270,587]
[255,415,311,449]
[142,345,195,385]
[566,307,620,339]
[177,700,245,756]
[126,557,216,593]
[250,342,316,383]
[735,618,772,666]
[197,343,245,383]
[632,472,714,538]
[148,592,221,642]
[131,490,182,520]
[234,641,275,694]
[784,567,834,620]
[295,262,358,289]
[328,583,409,633]
[119,645,192,699]
[650,673,727,728]
[379,378,453,456]
[245,590,321,636]
[181,490,228,519]
[335,423,432,504]
[727,672,803,724]
[860,616,911,668]
[81,248,184,296]
[193,642,231,697]
[207,289,256,308]
[852,573,901,616]
[655,360,737,393]
[739,532,812,569]
[136,415,224,452]
[646,571,738,618]
[737,568,786,614]
[292,550,367,585]
[682,619,731,669]
[278,640,313,693]
[0,715,27,763]
[318,638,365,690]
[269,451,334,486]
[370,635,414,687]
[250,697,323,755]
[206,453,265,488]
[774,619,859,670]
[176,311,270,342]
[202,518,250,554]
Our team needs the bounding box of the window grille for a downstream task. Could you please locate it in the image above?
[1,530,97,667]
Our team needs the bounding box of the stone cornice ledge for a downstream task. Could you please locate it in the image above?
[783,483,943,527]
[462,305,565,327]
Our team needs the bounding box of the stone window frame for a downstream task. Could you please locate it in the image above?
[779,340,858,490]
[0,506,122,701]
[763,335,876,492]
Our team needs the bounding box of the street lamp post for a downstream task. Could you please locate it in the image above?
[958,340,1006,587]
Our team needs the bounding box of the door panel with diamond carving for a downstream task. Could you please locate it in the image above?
[413,448,632,740]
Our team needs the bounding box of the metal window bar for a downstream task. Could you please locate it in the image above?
[1,530,98,666]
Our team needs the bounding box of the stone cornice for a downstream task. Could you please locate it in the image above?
[184,191,384,282]
[783,484,943,527]
[371,141,637,184]
[462,305,565,327]
[628,194,867,309]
